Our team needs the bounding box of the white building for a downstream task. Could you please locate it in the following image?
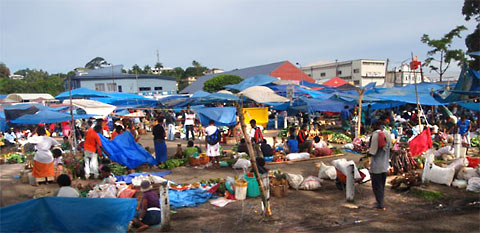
[301,59,387,86]
[385,64,429,86]
[69,65,177,96]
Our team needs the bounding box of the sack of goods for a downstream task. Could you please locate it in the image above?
[299,176,322,190]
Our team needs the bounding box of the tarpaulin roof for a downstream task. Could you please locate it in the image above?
[299,81,328,90]
[0,197,136,233]
[368,82,447,105]
[322,77,350,87]
[100,131,158,169]
[10,109,93,124]
[55,87,110,100]
[458,101,480,112]
[240,86,289,103]
[63,99,116,118]
[195,107,237,127]
[301,97,354,113]
[225,75,278,91]
[2,104,40,121]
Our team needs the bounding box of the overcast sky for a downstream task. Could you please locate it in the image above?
[0,0,475,75]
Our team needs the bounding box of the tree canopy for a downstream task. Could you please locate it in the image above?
[0,63,10,78]
[203,74,243,93]
[421,26,467,81]
[462,0,480,70]
[85,57,108,70]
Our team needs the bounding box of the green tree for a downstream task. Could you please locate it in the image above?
[462,0,480,70]
[155,62,163,69]
[203,74,243,93]
[421,25,467,81]
[0,63,10,78]
[129,64,142,74]
[144,65,151,74]
[85,57,107,69]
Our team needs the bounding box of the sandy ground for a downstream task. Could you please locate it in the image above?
[1,130,479,232]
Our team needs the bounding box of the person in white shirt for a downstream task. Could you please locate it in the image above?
[32,126,60,185]
[205,120,221,168]
[56,174,80,197]
[184,109,196,141]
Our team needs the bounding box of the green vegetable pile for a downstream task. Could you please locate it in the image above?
[6,153,25,164]
[278,129,288,137]
[110,163,128,175]
[322,130,352,144]
[158,158,189,170]
[471,135,480,148]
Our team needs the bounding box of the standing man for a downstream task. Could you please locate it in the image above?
[184,107,196,141]
[341,105,351,134]
[249,119,264,158]
[83,124,103,179]
[205,120,221,168]
[368,121,392,210]
[153,116,167,166]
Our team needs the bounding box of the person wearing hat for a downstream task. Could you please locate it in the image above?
[133,180,161,232]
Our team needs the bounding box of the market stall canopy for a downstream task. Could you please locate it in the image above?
[239,86,289,103]
[322,77,350,87]
[55,88,109,100]
[62,99,116,118]
[225,75,278,91]
[300,97,354,113]
[195,107,237,127]
[10,109,93,125]
[0,197,136,232]
[4,93,55,103]
[112,110,146,118]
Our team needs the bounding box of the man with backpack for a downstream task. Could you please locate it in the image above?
[368,121,392,210]
[205,120,221,168]
[249,119,264,158]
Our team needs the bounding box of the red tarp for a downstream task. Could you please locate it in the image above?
[322,77,350,87]
[409,128,433,157]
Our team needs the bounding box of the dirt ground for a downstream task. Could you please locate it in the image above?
[1,130,479,232]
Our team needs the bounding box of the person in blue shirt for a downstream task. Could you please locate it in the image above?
[287,135,299,153]
[340,105,351,134]
[456,115,471,146]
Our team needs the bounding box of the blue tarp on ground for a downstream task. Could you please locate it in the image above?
[0,197,136,233]
[10,109,93,124]
[100,131,158,169]
[195,107,237,127]
[169,188,214,209]
[56,87,110,100]
[225,74,278,91]
[115,171,172,184]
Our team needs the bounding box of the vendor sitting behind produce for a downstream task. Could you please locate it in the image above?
[260,139,274,157]
[312,136,331,156]
[287,135,299,154]
[184,140,202,158]
[237,138,249,155]
[133,180,161,232]
[56,174,80,197]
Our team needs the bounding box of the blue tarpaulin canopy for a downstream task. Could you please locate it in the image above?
[10,109,93,124]
[55,87,110,100]
[195,107,237,126]
[300,97,354,113]
[0,197,136,233]
[225,74,278,91]
[100,131,158,169]
[458,101,480,112]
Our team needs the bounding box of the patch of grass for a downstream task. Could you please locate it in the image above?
[410,188,444,201]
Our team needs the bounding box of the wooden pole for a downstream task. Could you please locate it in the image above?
[68,75,77,155]
[411,53,422,128]
[356,89,365,138]
[235,98,272,217]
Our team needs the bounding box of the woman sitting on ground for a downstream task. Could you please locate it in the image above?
[287,135,299,154]
[133,180,161,232]
[184,140,202,158]
[237,138,249,155]
[312,136,331,156]
[56,174,80,197]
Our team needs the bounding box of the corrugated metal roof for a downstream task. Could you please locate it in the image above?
[73,74,176,81]
[180,61,286,94]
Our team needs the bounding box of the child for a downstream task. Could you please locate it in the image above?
[133,180,161,232]
[287,135,299,153]
[56,174,80,197]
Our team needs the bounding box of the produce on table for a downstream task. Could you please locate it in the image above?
[471,135,480,148]
[110,163,128,175]
[322,130,352,144]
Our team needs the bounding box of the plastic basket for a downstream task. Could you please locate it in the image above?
[234,180,248,200]
[244,174,260,197]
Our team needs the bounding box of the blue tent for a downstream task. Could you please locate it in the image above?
[179,91,239,107]
[195,107,237,126]
[225,75,278,91]
[458,101,480,112]
[55,87,110,100]
[299,81,327,89]
[100,131,158,169]
[0,197,136,233]
[10,109,93,125]
[0,111,6,132]
[300,97,354,113]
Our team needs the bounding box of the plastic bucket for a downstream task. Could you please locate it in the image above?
[234,180,248,200]
[244,174,260,197]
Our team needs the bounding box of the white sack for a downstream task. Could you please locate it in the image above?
[232,158,251,170]
[299,176,322,190]
[286,173,304,190]
[286,152,310,161]
[332,158,361,180]
[318,162,337,180]
[451,179,468,189]
[457,167,480,180]
[466,177,480,193]
[447,158,469,174]
[426,164,455,186]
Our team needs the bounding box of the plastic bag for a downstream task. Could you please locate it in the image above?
[343,143,354,150]
[286,153,310,161]
[451,179,468,189]
[225,176,235,193]
[318,162,337,180]
[457,167,480,180]
[466,177,480,192]
[232,158,251,170]
[426,164,455,186]
[332,158,361,180]
[299,176,322,190]
[286,173,304,190]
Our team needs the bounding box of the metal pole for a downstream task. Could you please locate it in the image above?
[411,53,422,128]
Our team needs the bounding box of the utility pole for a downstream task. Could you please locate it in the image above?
[384,59,389,85]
